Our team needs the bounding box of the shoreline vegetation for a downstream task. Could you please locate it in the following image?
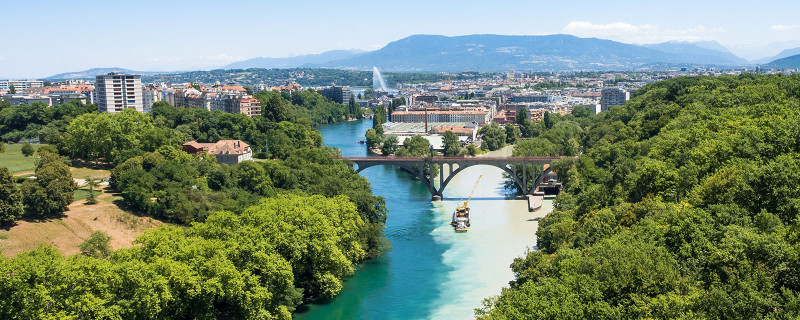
[477,74,800,319]
[0,89,386,318]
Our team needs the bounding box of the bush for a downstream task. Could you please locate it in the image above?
[21,142,34,157]
[78,231,111,258]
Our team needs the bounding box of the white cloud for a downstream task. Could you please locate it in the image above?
[771,25,798,31]
[562,21,726,44]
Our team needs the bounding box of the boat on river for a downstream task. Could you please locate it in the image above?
[452,206,470,232]
[451,175,482,232]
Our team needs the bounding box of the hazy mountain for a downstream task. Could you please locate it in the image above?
[322,34,743,72]
[754,46,800,64]
[46,68,170,80]
[642,41,747,65]
[224,50,365,69]
[764,53,800,68]
[728,40,800,62]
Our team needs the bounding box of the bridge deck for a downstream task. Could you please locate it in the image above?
[339,156,565,162]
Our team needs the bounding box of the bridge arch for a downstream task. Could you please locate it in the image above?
[347,156,560,200]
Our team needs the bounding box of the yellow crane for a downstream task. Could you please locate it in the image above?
[456,175,483,211]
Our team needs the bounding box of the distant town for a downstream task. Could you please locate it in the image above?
[0,65,790,149]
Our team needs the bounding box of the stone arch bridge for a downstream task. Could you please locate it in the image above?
[341,156,565,200]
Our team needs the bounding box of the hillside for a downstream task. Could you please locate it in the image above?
[754,46,800,64]
[324,34,745,71]
[642,40,747,65]
[478,74,800,318]
[766,53,800,68]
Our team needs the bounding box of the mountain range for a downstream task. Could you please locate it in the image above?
[46,34,800,79]
[224,34,762,72]
[223,50,365,69]
[45,68,170,80]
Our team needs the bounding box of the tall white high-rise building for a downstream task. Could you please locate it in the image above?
[95,73,143,113]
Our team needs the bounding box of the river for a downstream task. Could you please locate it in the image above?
[294,119,553,319]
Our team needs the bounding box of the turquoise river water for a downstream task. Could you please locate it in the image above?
[293,119,553,319]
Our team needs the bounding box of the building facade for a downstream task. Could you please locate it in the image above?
[181,140,253,165]
[0,80,44,94]
[317,86,351,104]
[600,87,629,112]
[390,110,491,124]
[95,73,143,113]
[3,93,88,106]
[142,88,161,113]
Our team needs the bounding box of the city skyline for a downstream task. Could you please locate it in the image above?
[3,0,800,78]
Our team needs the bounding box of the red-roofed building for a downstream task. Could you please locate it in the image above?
[182,140,253,165]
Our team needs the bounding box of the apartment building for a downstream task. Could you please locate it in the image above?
[142,88,161,113]
[0,80,44,94]
[390,109,491,124]
[174,89,261,117]
[3,93,88,106]
[317,86,351,104]
[600,87,629,112]
[95,73,143,113]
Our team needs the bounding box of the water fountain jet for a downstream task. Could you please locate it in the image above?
[372,66,388,91]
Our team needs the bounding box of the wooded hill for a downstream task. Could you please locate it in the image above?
[479,74,800,319]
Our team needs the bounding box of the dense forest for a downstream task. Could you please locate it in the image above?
[0,89,387,318]
[478,74,800,319]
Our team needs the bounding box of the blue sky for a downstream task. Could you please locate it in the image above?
[3,0,800,78]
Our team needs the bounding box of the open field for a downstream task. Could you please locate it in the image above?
[70,166,112,180]
[0,143,42,173]
[0,177,163,258]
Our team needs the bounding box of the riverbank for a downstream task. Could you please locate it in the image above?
[295,120,550,319]
[427,147,551,319]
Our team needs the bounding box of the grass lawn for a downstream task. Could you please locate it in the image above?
[0,143,43,173]
[70,167,111,180]
[73,189,91,202]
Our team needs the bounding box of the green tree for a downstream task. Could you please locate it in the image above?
[21,161,77,218]
[348,95,362,119]
[0,142,5,153]
[442,130,462,156]
[479,123,506,151]
[257,91,292,123]
[234,160,274,196]
[0,167,23,223]
[37,144,58,155]
[78,231,111,258]
[21,142,33,157]
[571,105,593,117]
[504,124,519,144]
[516,107,530,127]
[466,144,479,156]
[380,135,399,155]
[372,105,387,131]
[543,111,554,129]
[84,176,99,205]
[8,84,16,94]
[365,128,382,149]
[516,107,536,137]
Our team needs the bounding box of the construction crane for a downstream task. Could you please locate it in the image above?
[456,175,483,211]
[162,75,174,87]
